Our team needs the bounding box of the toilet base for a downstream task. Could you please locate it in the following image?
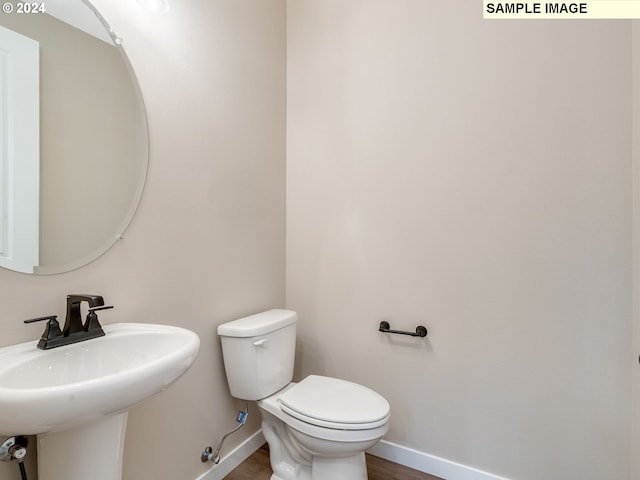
[310,453,367,480]
[268,451,367,480]
[261,404,371,480]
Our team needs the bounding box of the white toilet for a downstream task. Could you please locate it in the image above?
[218,309,390,480]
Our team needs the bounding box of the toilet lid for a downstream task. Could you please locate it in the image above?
[279,375,389,429]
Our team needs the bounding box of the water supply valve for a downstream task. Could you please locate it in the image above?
[0,436,28,462]
[0,436,29,480]
[201,404,249,464]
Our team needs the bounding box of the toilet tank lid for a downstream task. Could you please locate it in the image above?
[217,309,297,337]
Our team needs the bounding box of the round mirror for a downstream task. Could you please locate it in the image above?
[0,0,148,274]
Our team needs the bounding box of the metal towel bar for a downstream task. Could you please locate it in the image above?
[378,321,427,338]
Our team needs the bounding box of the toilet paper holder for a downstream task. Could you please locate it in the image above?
[378,321,427,338]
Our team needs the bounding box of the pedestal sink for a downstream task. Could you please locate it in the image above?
[0,323,200,480]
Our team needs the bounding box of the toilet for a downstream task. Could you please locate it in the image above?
[217,309,390,480]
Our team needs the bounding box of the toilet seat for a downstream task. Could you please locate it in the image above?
[278,375,389,430]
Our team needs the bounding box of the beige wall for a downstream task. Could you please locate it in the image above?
[287,2,632,480]
[0,2,635,480]
[633,20,640,480]
[0,1,285,480]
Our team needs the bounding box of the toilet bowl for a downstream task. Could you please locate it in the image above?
[217,310,390,480]
[260,378,389,479]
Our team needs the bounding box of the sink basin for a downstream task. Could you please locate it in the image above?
[0,322,200,435]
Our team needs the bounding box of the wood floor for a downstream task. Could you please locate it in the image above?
[222,444,443,480]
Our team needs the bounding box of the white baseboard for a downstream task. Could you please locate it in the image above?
[194,430,511,480]
[195,430,266,480]
[367,440,511,480]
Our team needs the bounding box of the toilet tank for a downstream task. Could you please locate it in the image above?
[217,309,297,401]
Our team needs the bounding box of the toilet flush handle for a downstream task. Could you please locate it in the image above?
[253,338,268,348]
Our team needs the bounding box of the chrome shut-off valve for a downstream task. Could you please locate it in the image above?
[0,436,27,462]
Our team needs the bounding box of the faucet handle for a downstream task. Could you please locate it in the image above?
[24,314,58,324]
[88,305,114,313]
[24,315,63,350]
[85,305,113,333]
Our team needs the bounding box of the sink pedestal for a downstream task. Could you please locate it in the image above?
[37,413,128,480]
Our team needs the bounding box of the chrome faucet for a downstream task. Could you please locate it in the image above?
[24,294,113,349]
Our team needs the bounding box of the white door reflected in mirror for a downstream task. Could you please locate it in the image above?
[0,26,39,273]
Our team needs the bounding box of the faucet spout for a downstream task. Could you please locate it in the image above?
[64,294,105,336]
